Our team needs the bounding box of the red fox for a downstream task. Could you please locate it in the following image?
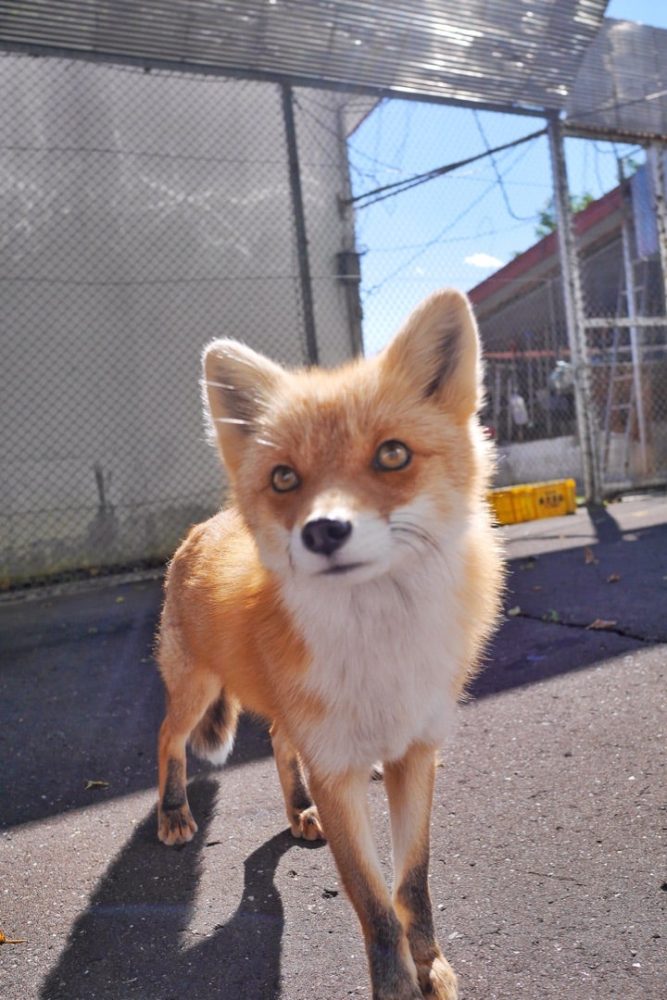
[156,289,503,1000]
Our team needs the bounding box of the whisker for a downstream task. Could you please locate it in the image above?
[390,520,441,555]
[205,379,237,390]
[214,416,251,426]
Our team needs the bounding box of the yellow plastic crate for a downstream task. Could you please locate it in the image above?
[487,485,536,525]
[489,479,576,525]
[531,478,576,519]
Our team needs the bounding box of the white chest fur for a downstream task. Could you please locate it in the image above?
[280,536,468,774]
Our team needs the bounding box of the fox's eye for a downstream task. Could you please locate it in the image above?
[374,440,411,471]
[271,465,300,493]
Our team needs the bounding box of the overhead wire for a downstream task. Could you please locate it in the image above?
[345,125,548,209]
[363,135,541,295]
[472,111,536,221]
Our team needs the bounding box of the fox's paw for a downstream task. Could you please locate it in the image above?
[416,955,458,1000]
[158,804,198,846]
[290,805,325,841]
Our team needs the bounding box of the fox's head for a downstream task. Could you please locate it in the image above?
[203,289,490,585]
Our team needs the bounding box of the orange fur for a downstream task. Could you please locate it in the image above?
[155,289,504,999]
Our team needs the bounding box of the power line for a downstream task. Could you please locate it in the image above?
[345,125,547,209]
[363,137,540,295]
[365,179,499,297]
[365,220,529,254]
[472,111,536,221]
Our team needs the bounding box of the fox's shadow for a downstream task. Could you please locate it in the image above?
[41,780,321,1000]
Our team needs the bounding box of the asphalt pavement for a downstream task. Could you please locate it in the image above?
[1,494,666,1000]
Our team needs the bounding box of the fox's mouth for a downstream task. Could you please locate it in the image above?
[320,562,368,576]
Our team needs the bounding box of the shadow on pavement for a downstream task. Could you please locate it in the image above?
[40,779,323,1000]
[3,510,665,828]
[1,582,271,830]
[473,516,666,699]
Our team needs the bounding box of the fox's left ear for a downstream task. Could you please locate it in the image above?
[381,289,482,420]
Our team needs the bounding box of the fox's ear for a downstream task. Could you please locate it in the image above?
[381,289,482,420]
[202,339,285,468]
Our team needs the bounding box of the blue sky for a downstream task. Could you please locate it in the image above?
[350,0,667,353]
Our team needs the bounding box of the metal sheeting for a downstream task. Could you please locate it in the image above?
[0,0,607,113]
[567,18,667,140]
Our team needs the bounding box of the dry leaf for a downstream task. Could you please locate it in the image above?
[84,779,110,790]
[607,573,621,583]
[0,930,27,945]
[587,619,618,630]
[584,547,598,565]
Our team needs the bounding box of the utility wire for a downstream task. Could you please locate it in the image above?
[345,125,547,209]
[472,111,536,221]
[364,137,540,295]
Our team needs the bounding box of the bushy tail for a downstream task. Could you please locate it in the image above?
[189,690,240,767]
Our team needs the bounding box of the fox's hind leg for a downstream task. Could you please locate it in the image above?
[157,671,221,846]
[384,742,458,1000]
[270,724,324,841]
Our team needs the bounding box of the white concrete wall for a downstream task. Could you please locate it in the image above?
[0,55,357,584]
[495,436,584,490]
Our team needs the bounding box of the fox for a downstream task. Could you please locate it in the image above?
[155,288,504,1000]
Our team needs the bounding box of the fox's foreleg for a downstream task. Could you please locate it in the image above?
[384,743,458,1000]
[308,767,423,1000]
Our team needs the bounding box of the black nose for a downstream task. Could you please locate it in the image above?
[301,518,352,556]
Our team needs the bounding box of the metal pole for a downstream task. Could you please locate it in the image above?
[335,106,364,357]
[547,116,602,503]
[648,144,667,315]
[618,162,648,474]
[281,84,319,365]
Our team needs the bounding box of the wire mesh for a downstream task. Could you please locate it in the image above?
[570,137,667,492]
[3,45,667,587]
[0,54,358,586]
[348,100,667,497]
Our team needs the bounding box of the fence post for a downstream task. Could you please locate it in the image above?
[281,83,319,365]
[648,144,667,314]
[547,116,602,504]
[335,105,364,357]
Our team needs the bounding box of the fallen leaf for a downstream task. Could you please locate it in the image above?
[607,573,621,583]
[584,547,598,565]
[84,779,110,790]
[587,619,618,630]
[543,609,560,623]
[0,930,27,945]
[507,606,521,617]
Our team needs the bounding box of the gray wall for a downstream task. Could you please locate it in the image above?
[0,55,357,584]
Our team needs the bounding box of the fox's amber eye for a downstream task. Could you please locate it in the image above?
[374,440,411,471]
[271,465,300,493]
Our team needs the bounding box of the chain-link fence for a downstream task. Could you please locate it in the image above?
[348,100,667,497]
[2,41,667,586]
[0,53,367,587]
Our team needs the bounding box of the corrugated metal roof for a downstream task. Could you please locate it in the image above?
[469,186,623,315]
[0,0,607,113]
[567,18,667,141]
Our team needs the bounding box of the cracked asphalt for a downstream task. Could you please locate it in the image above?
[1,494,666,999]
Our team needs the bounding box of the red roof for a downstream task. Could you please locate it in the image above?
[469,185,623,307]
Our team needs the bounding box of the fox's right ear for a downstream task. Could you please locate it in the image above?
[202,339,285,470]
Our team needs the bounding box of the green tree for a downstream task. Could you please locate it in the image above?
[535,193,595,238]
